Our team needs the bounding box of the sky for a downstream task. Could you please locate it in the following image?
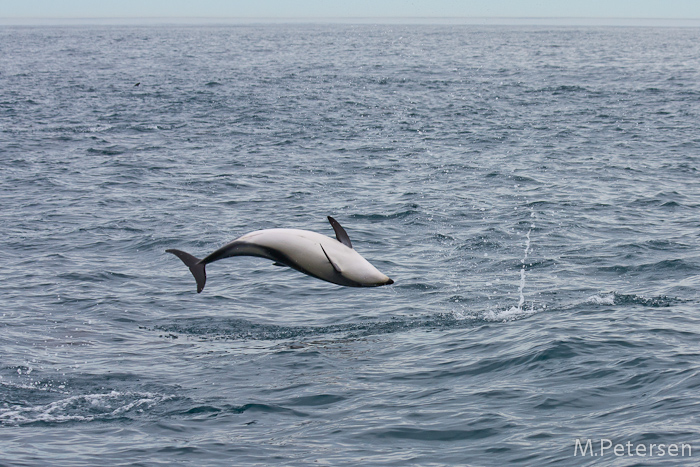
[2,0,700,20]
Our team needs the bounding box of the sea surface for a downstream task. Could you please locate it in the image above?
[1,23,700,466]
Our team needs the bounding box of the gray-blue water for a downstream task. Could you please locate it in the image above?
[1,23,700,466]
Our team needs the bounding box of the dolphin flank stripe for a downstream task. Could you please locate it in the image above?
[166,217,393,293]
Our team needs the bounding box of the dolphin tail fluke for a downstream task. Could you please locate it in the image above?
[166,249,207,293]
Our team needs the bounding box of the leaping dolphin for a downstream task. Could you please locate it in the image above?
[166,216,394,293]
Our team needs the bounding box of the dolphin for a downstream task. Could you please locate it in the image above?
[166,216,393,293]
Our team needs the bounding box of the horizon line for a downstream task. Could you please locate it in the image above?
[2,16,700,27]
[3,15,700,19]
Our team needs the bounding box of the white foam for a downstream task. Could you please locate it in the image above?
[0,391,173,426]
[586,293,615,305]
[482,305,539,322]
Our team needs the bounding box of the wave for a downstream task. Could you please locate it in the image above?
[150,312,472,342]
[362,426,500,441]
[596,259,698,275]
[0,377,339,426]
[86,145,128,156]
[173,402,309,419]
[0,389,176,426]
[149,302,550,343]
[585,292,682,308]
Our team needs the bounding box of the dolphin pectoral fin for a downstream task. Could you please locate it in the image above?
[272,262,287,267]
[166,249,207,293]
[320,244,342,273]
[327,216,353,248]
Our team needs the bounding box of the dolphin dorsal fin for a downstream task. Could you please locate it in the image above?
[320,244,342,273]
[327,216,353,249]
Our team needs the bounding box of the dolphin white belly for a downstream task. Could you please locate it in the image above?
[167,217,393,293]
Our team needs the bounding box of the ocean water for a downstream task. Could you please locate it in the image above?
[1,23,699,466]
